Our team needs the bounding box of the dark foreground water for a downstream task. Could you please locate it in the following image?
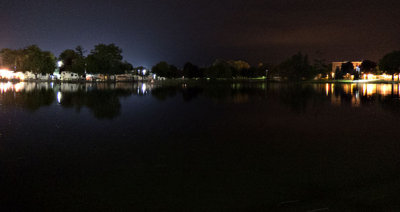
[1,81,400,211]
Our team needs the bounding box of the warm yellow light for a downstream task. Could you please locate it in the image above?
[0,82,24,93]
[0,82,12,93]
[0,69,15,79]
[379,84,392,96]
[367,74,374,80]
[325,84,329,96]
[14,82,24,92]
[367,84,376,96]
[14,72,25,80]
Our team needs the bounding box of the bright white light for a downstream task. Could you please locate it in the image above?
[0,82,12,93]
[57,92,62,103]
[14,82,24,92]
[14,72,25,80]
[153,74,156,79]
[142,69,147,75]
[57,61,63,68]
[141,84,146,93]
[0,69,15,79]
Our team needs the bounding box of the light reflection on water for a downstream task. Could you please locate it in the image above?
[320,83,400,97]
[4,81,399,96]
[2,81,400,118]
[317,83,400,107]
[3,81,400,210]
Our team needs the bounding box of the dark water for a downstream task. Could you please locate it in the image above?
[1,81,400,211]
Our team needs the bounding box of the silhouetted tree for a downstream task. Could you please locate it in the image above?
[334,66,343,79]
[379,51,400,81]
[360,60,377,74]
[0,48,22,71]
[276,52,314,80]
[183,62,200,78]
[59,47,86,75]
[23,45,56,76]
[86,44,126,76]
[152,61,170,78]
[341,62,354,75]
[1,46,56,76]
[205,59,233,79]
[313,56,329,78]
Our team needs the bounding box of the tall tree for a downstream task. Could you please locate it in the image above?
[379,51,400,81]
[183,62,200,78]
[313,51,331,77]
[205,59,233,79]
[227,60,251,78]
[341,62,354,75]
[152,62,170,78]
[276,52,314,80]
[22,45,56,75]
[360,60,377,73]
[86,44,126,75]
[0,48,26,72]
[59,47,86,75]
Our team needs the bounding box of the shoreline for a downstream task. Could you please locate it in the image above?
[2,78,400,84]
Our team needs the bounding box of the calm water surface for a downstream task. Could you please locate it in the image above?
[1,81,400,211]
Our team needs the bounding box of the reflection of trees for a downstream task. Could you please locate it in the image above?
[151,86,178,101]
[182,87,203,102]
[60,89,131,119]
[279,83,326,113]
[0,88,55,111]
[5,82,400,118]
[375,95,400,114]
[0,83,132,119]
[151,82,268,103]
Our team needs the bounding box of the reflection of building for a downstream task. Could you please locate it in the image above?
[60,83,83,92]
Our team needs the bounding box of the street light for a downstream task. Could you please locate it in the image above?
[57,61,63,68]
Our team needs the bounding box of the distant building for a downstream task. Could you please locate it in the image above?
[61,72,80,81]
[332,61,362,72]
[23,71,36,80]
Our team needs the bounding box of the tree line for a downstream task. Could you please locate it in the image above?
[0,44,132,77]
[1,43,400,80]
[334,51,400,81]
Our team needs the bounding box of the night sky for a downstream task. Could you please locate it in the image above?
[1,0,399,67]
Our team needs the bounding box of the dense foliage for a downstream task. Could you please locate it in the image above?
[59,46,86,75]
[0,45,56,75]
[86,44,131,75]
[360,60,377,73]
[273,52,314,80]
[2,44,400,81]
[379,51,400,80]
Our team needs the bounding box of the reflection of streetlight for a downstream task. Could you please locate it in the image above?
[57,92,62,104]
[141,83,146,94]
